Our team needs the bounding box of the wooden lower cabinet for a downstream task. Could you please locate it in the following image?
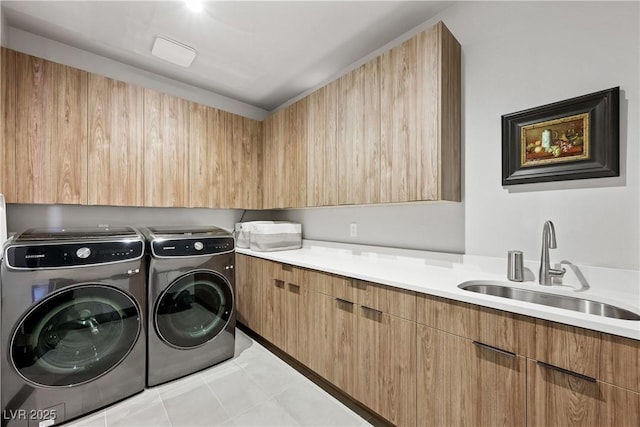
[236,257,639,427]
[417,325,526,427]
[528,359,640,427]
[299,290,357,396]
[357,306,416,427]
[235,255,276,341]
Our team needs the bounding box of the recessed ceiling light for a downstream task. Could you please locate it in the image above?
[185,0,204,13]
[151,36,197,68]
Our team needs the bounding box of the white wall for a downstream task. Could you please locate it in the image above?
[275,1,640,270]
[4,26,268,120]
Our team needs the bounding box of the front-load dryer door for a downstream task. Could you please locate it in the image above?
[10,285,141,387]
[155,270,233,348]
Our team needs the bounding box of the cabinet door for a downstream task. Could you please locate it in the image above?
[143,89,189,207]
[337,60,380,205]
[263,99,307,209]
[16,52,88,204]
[263,109,285,208]
[306,81,338,207]
[417,325,526,427]
[1,48,16,201]
[226,114,263,209]
[88,74,143,206]
[235,254,251,327]
[380,22,461,202]
[299,289,333,375]
[189,104,226,208]
[358,307,416,427]
[528,359,640,427]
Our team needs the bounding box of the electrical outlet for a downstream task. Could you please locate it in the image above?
[350,222,357,237]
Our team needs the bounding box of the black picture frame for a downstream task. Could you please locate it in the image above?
[502,87,619,185]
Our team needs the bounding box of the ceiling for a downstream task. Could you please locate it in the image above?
[1,1,454,111]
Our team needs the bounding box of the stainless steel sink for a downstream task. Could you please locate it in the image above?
[458,281,640,321]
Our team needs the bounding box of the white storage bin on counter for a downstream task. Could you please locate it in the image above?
[235,221,276,248]
[249,222,302,252]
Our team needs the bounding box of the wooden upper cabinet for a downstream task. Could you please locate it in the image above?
[88,74,143,206]
[143,89,190,207]
[225,114,263,209]
[263,108,285,209]
[263,99,307,209]
[189,104,226,208]
[380,21,460,202]
[1,48,16,202]
[15,52,88,204]
[337,60,380,205]
[306,81,338,207]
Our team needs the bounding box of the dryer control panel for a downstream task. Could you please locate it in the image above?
[151,237,234,257]
[5,240,145,269]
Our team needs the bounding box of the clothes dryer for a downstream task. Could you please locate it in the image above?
[1,227,146,427]
[142,226,235,386]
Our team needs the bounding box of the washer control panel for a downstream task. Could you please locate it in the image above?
[151,237,234,257]
[6,240,144,269]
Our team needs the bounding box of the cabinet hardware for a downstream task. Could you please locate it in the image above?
[334,297,354,305]
[472,341,516,358]
[274,279,284,288]
[288,283,300,290]
[360,305,383,316]
[536,361,597,383]
[282,264,293,272]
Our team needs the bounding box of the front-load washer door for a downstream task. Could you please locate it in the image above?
[155,270,233,349]
[10,285,141,387]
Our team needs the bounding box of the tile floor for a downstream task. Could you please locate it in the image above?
[65,329,372,427]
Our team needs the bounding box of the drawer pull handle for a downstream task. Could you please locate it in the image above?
[361,305,383,316]
[537,361,597,383]
[472,341,516,358]
[274,279,285,288]
[334,297,354,305]
[288,283,300,290]
[282,264,293,272]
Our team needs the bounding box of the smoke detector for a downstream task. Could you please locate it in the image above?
[151,36,197,68]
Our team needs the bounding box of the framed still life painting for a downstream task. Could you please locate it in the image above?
[502,87,619,185]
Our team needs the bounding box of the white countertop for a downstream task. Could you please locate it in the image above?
[237,240,640,341]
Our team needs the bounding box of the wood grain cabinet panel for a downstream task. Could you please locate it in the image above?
[357,307,416,427]
[143,89,190,207]
[417,293,535,357]
[337,60,380,205]
[1,48,16,202]
[188,103,226,208]
[417,325,526,427]
[535,320,640,393]
[306,81,338,207]
[380,21,460,202]
[263,99,307,209]
[15,52,88,204]
[88,74,143,206]
[225,114,263,209]
[354,279,416,321]
[528,359,640,427]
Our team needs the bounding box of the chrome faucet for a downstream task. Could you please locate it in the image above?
[539,220,566,285]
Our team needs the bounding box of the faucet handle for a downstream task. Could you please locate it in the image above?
[548,266,566,277]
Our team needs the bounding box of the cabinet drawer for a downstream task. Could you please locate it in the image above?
[297,268,355,301]
[417,294,535,357]
[528,359,640,427]
[354,280,416,321]
[535,320,640,393]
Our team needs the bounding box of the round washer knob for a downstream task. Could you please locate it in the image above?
[76,247,91,259]
[194,241,204,251]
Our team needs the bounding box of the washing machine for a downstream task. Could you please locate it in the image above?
[1,227,146,427]
[142,226,235,387]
